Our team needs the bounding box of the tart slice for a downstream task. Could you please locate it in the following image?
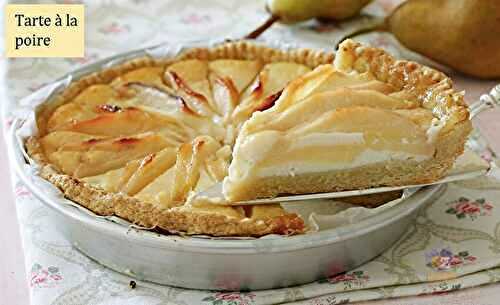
[223,39,471,201]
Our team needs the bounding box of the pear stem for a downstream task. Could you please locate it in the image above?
[244,15,280,39]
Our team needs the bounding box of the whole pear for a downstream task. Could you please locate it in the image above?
[388,0,500,79]
[267,0,373,23]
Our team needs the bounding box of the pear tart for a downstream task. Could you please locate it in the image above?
[26,40,470,236]
[223,40,471,201]
[26,41,339,236]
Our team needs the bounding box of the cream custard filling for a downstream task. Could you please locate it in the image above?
[226,130,434,183]
[223,142,433,200]
[257,150,431,178]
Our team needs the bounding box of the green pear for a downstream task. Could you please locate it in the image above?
[388,0,500,79]
[266,0,373,23]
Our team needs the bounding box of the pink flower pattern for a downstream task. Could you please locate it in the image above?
[320,270,370,289]
[180,13,212,24]
[446,197,493,220]
[30,263,63,288]
[202,292,256,305]
[15,185,31,197]
[98,22,131,34]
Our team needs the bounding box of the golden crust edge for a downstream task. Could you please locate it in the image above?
[335,39,470,126]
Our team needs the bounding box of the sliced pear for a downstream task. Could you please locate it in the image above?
[135,167,176,208]
[126,84,226,142]
[169,142,200,204]
[164,59,217,117]
[208,60,263,120]
[394,108,435,131]
[120,147,177,196]
[272,65,376,111]
[47,84,121,132]
[289,106,435,156]
[111,67,168,91]
[205,145,232,181]
[114,159,142,193]
[170,136,221,204]
[246,107,435,171]
[82,166,127,193]
[308,70,374,94]
[269,65,336,112]
[248,88,419,133]
[49,132,171,178]
[40,131,104,155]
[209,75,240,120]
[209,60,263,93]
[193,168,217,192]
[232,62,311,124]
[241,62,312,105]
[47,103,95,132]
[126,83,182,114]
[72,84,119,106]
[61,107,180,137]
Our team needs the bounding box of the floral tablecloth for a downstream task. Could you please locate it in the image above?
[4,0,500,304]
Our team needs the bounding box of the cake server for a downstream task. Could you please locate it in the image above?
[196,167,487,205]
[197,84,500,205]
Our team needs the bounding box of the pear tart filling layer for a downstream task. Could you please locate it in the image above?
[26,40,470,236]
[223,40,471,201]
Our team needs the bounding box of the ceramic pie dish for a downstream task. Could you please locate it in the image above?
[23,39,471,238]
